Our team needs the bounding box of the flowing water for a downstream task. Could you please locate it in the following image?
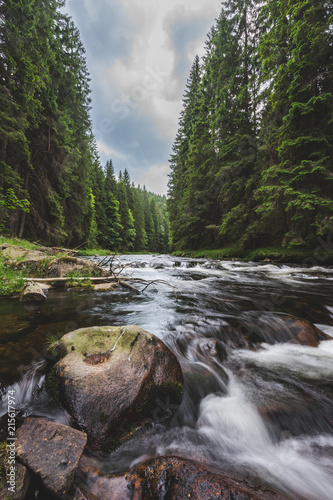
[1,255,333,499]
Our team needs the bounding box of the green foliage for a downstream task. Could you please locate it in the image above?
[78,248,113,256]
[0,188,30,231]
[0,255,27,296]
[0,0,96,245]
[172,245,323,264]
[65,269,95,288]
[0,236,38,250]
[168,0,333,252]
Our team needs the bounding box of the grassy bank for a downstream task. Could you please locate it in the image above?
[0,235,39,250]
[78,249,158,256]
[0,255,27,296]
[172,245,333,265]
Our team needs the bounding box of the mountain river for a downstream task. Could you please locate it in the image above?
[0,255,333,499]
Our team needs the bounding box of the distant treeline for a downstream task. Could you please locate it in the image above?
[0,0,168,252]
[93,162,169,253]
[168,0,333,251]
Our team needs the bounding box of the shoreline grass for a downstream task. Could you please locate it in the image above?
[0,235,39,250]
[172,245,333,265]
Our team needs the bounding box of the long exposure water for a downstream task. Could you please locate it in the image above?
[1,255,333,499]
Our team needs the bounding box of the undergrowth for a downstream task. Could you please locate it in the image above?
[0,256,27,296]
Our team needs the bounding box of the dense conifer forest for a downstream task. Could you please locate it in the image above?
[168,0,333,252]
[1,0,332,255]
[0,0,169,253]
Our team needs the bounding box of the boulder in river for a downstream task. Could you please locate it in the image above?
[225,315,330,349]
[16,417,87,498]
[75,455,289,500]
[20,281,47,301]
[286,317,330,347]
[53,326,183,450]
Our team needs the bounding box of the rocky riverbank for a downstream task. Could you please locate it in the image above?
[0,243,123,299]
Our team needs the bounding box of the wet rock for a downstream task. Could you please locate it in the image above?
[77,455,288,500]
[286,317,330,347]
[0,462,31,500]
[20,281,47,302]
[16,417,87,498]
[152,263,165,269]
[226,315,330,350]
[193,338,228,362]
[54,326,183,449]
[72,485,99,500]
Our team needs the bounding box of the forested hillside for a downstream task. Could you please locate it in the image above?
[168,0,333,252]
[0,0,168,253]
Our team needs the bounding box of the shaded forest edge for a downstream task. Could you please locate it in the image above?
[0,1,168,254]
[168,0,333,256]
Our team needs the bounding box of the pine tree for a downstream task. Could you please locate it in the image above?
[132,187,147,251]
[104,159,122,250]
[117,178,136,250]
[168,55,202,249]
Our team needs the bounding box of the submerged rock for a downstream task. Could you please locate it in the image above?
[20,281,47,301]
[76,455,288,500]
[54,326,183,450]
[16,417,87,498]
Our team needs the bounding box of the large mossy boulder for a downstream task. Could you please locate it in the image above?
[53,326,183,450]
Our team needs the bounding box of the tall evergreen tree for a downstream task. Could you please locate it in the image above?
[168,55,202,248]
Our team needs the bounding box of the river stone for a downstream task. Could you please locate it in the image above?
[76,455,289,500]
[20,281,47,301]
[286,317,330,347]
[16,417,87,498]
[0,462,30,500]
[54,326,183,449]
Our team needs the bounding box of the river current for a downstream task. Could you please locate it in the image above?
[1,255,333,499]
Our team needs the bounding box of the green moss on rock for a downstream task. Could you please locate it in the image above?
[44,371,62,406]
[59,326,150,358]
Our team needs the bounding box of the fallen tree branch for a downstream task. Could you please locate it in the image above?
[23,277,117,282]
[118,280,141,294]
[23,263,181,297]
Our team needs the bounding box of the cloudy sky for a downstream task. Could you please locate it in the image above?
[64,0,222,194]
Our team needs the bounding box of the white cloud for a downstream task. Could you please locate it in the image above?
[107,0,221,138]
[133,162,170,195]
[63,0,222,194]
[96,141,128,162]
